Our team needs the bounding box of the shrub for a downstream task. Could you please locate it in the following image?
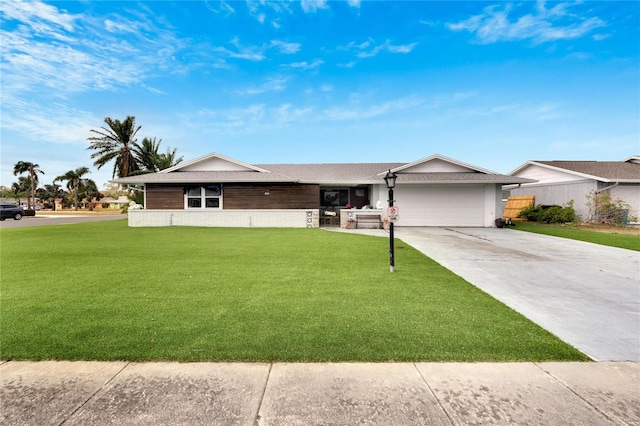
[585,191,636,226]
[517,201,576,224]
[556,200,576,223]
[130,190,144,206]
[518,204,544,222]
[540,206,562,223]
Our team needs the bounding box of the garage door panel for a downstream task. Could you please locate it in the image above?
[394,185,484,226]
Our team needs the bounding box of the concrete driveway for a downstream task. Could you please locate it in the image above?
[394,227,640,361]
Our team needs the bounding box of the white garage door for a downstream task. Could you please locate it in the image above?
[394,185,484,226]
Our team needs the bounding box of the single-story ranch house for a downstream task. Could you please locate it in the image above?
[112,153,534,228]
[506,156,640,223]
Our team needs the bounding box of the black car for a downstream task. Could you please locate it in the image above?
[0,204,24,221]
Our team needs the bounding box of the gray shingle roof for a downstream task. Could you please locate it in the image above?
[535,161,640,181]
[113,159,533,185]
[113,170,296,184]
[254,163,404,183]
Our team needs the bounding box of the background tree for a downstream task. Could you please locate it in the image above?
[54,167,90,211]
[10,177,29,205]
[133,137,183,173]
[78,179,102,211]
[135,137,162,172]
[87,116,141,178]
[156,146,183,171]
[36,183,64,211]
[102,182,126,199]
[13,161,44,210]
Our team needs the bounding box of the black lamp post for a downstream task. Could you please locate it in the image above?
[383,170,397,273]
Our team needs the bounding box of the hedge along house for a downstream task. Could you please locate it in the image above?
[111,152,534,228]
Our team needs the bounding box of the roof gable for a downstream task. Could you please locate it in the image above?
[510,159,640,183]
[385,154,496,175]
[160,152,270,174]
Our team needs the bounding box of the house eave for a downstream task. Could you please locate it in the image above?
[112,177,300,185]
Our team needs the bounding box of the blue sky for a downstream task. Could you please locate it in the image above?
[1,0,638,188]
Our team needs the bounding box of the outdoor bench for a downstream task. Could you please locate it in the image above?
[356,214,382,229]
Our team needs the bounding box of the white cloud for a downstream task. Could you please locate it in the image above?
[270,40,302,54]
[216,39,301,61]
[0,0,196,160]
[216,46,265,61]
[1,94,98,144]
[286,59,324,70]
[237,77,288,95]
[245,0,292,26]
[223,104,267,128]
[204,0,235,15]
[1,1,188,97]
[276,104,313,123]
[341,39,418,59]
[142,85,166,95]
[419,19,437,27]
[592,33,611,41]
[300,0,328,14]
[216,37,266,61]
[521,103,563,121]
[446,1,607,44]
[324,96,423,121]
[386,42,418,54]
[0,0,76,32]
[348,0,361,8]
[189,102,313,134]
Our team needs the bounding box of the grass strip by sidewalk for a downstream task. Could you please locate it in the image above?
[0,220,588,362]
[510,222,640,251]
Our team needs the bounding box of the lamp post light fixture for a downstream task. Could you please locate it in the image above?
[383,170,397,273]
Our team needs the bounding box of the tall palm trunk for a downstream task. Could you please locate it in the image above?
[73,179,79,211]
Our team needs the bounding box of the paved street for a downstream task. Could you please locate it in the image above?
[0,213,125,228]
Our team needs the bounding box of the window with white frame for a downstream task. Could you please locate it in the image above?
[185,184,222,209]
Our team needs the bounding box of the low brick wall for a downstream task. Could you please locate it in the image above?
[128,209,319,228]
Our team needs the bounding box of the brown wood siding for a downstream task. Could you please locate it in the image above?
[144,183,320,210]
[146,184,184,209]
[224,184,319,209]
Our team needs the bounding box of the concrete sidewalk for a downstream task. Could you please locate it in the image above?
[1,360,638,425]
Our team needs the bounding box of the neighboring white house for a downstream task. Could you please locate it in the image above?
[506,156,640,223]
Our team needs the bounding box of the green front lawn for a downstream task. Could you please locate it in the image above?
[511,222,640,251]
[0,221,587,362]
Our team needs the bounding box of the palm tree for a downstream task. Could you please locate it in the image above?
[13,161,44,210]
[87,116,141,178]
[54,167,90,211]
[78,179,102,211]
[37,183,64,211]
[133,137,184,173]
[134,137,163,172]
[156,147,183,171]
[10,177,30,206]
